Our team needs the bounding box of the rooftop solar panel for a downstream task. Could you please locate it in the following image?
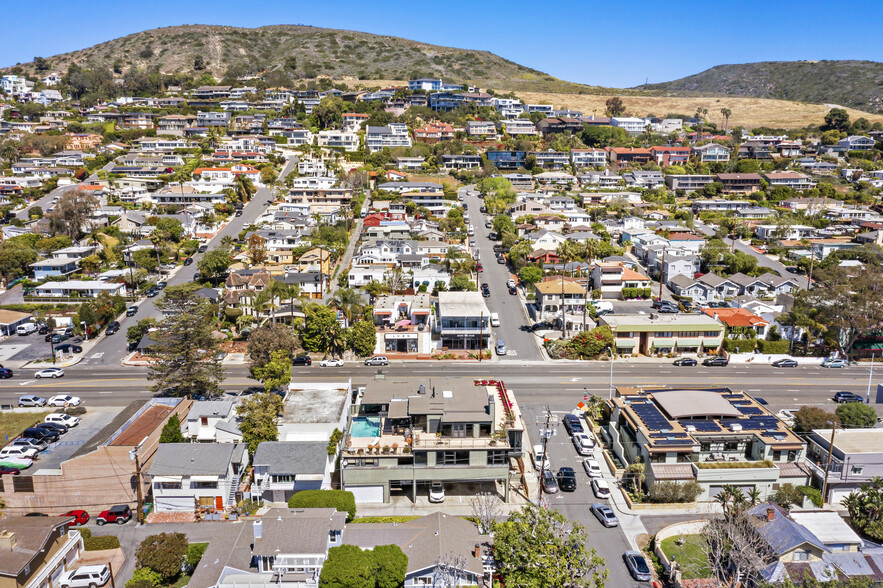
[680,420,721,432]
[653,439,694,446]
[737,406,764,415]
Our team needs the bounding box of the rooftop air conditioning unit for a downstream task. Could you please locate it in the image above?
[685,425,696,433]
[729,423,743,432]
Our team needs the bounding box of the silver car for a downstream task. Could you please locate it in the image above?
[18,395,46,407]
[495,340,507,356]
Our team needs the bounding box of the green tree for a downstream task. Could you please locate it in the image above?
[567,326,614,359]
[301,303,343,353]
[133,249,159,273]
[159,414,185,443]
[237,391,284,453]
[449,274,476,291]
[347,320,377,357]
[492,214,515,236]
[318,544,375,588]
[126,568,162,588]
[197,247,232,280]
[148,283,224,398]
[605,96,625,116]
[127,318,158,344]
[842,477,883,541]
[184,543,208,570]
[373,545,408,588]
[836,402,877,429]
[792,406,839,433]
[251,349,292,393]
[232,174,257,203]
[0,240,37,286]
[46,190,99,241]
[493,505,607,588]
[518,265,543,286]
[135,533,188,584]
[193,55,207,71]
[824,108,850,132]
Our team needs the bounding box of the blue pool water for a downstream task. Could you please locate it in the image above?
[351,417,381,437]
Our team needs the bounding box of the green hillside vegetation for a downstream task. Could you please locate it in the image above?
[638,60,883,114]
[5,24,611,94]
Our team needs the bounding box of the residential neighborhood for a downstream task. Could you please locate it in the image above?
[0,13,882,588]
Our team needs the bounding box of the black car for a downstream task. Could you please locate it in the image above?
[235,210,243,217]
[0,368,12,379]
[38,325,50,335]
[562,414,584,435]
[702,356,729,367]
[479,205,487,213]
[183,256,194,266]
[786,266,802,274]
[126,306,138,317]
[105,324,119,336]
[156,281,167,290]
[556,467,577,492]
[198,245,208,253]
[21,427,58,443]
[834,391,864,404]
[508,285,517,295]
[35,422,67,435]
[462,203,467,210]
[292,356,312,366]
[54,344,82,354]
[481,285,490,298]
[772,358,798,368]
[673,357,697,366]
[146,288,159,298]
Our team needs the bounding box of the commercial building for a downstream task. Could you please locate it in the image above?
[600,313,724,355]
[436,291,491,351]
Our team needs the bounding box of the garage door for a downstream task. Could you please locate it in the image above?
[348,485,384,504]
[155,496,195,512]
[708,485,755,500]
[829,486,858,507]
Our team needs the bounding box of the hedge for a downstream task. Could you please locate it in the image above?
[350,516,419,524]
[84,534,121,551]
[799,485,823,507]
[757,339,790,354]
[288,490,356,522]
[722,338,757,352]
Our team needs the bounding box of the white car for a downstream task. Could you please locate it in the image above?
[592,478,611,498]
[319,358,344,368]
[0,446,38,460]
[34,368,64,379]
[583,458,602,478]
[428,481,445,503]
[47,395,81,407]
[572,433,595,456]
[532,444,550,472]
[11,437,48,451]
[58,565,111,588]
[45,414,80,427]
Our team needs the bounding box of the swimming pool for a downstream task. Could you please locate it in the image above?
[351,417,381,437]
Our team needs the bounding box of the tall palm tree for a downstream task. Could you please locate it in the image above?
[148,230,166,271]
[278,282,302,324]
[333,287,362,326]
[0,141,21,165]
[252,289,274,325]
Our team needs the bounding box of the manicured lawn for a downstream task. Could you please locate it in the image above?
[0,411,49,444]
[659,534,712,579]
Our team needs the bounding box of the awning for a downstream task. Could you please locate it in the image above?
[676,338,701,347]
[190,475,219,482]
[153,476,182,483]
[615,340,636,348]
[702,338,722,346]
[651,338,676,348]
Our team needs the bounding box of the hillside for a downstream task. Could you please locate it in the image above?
[7,24,603,94]
[637,60,883,114]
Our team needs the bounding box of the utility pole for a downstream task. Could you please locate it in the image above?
[130,441,145,525]
[807,249,815,291]
[657,248,666,301]
[479,311,483,362]
[821,425,838,506]
[607,346,614,399]
[560,275,566,339]
[536,406,555,505]
[867,353,875,404]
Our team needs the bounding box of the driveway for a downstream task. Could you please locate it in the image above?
[24,406,123,474]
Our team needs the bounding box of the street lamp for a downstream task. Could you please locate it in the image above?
[81,321,88,341]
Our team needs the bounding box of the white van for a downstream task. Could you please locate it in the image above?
[490,313,500,327]
[16,323,36,336]
[590,300,614,314]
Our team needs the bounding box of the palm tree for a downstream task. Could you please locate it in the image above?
[232,174,256,204]
[747,487,762,506]
[332,287,362,326]
[0,141,21,165]
[278,282,302,324]
[148,230,167,271]
[720,108,732,133]
[252,289,274,325]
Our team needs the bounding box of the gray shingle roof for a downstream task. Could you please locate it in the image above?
[748,503,828,557]
[187,400,234,420]
[252,441,328,476]
[148,443,246,477]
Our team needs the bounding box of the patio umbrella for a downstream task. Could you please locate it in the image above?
[395,319,411,327]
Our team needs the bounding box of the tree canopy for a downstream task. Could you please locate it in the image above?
[237,391,284,453]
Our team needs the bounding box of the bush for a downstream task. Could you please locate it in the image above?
[799,485,823,507]
[836,402,877,428]
[185,542,209,568]
[648,481,703,503]
[757,339,790,354]
[63,406,87,416]
[126,568,162,588]
[722,338,757,353]
[79,528,92,539]
[288,490,356,522]
[239,499,263,515]
[84,535,120,551]
[771,483,805,508]
[136,533,188,583]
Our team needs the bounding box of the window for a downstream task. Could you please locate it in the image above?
[155,482,182,490]
[792,550,810,561]
[439,451,469,465]
[272,475,293,484]
[852,465,865,476]
[190,481,218,489]
[487,450,507,465]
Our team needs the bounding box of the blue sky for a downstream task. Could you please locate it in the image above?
[3,0,882,88]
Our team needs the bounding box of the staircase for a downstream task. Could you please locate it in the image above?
[227,472,241,507]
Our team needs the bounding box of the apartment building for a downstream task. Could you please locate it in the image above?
[607,148,652,165]
[486,151,527,170]
[437,291,491,351]
[466,120,497,138]
[665,175,714,192]
[607,386,809,501]
[600,313,724,355]
[340,378,525,503]
[570,148,607,169]
[441,154,482,170]
[764,171,817,191]
[500,119,537,135]
[590,261,653,299]
[287,186,353,214]
[317,130,358,151]
[372,293,433,354]
[534,278,588,329]
[196,111,231,127]
[716,173,763,194]
[693,143,731,163]
[650,146,691,166]
[610,117,646,134]
[366,124,412,152]
[530,151,570,170]
[414,122,454,143]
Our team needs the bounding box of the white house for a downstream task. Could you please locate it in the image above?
[317,130,359,151]
[610,117,646,134]
[147,443,249,512]
[184,401,242,443]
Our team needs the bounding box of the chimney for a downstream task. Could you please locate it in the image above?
[253,520,263,541]
[474,544,481,559]
[766,507,775,522]
[0,531,16,550]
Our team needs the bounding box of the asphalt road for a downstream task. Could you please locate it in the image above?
[14,161,116,220]
[459,185,543,361]
[694,220,790,276]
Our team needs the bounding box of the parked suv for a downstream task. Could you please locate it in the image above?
[292,356,312,366]
[18,395,46,407]
[364,356,389,366]
[96,505,132,525]
[58,565,111,588]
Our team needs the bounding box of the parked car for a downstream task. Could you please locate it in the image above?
[96,505,132,525]
[58,565,111,588]
[126,306,138,317]
[18,395,46,407]
[105,322,120,336]
[54,344,83,354]
[672,357,697,367]
[11,437,48,451]
[822,358,848,368]
[61,510,90,526]
[45,413,80,427]
[572,432,595,456]
[319,358,344,367]
[592,478,611,499]
[508,285,517,295]
[0,446,39,460]
[556,467,577,492]
[657,306,679,314]
[542,470,559,494]
[47,394,80,407]
[16,323,37,335]
[21,428,58,443]
[702,357,729,367]
[532,444,550,472]
[481,285,491,298]
[38,325,50,335]
[146,288,160,298]
[623,551,653,582]
[198,245,208,253]
[772,358,798,368]
[0,368,13,379]
[364,356,389,366]
[183,257,194,266]
[45,333,64,343]
[834,391,864,404]
[583,459,602,478]
[495,340,507,356]
[428,481,445,503]
[0,466,21,475]
[36,422,67,435]
[292,356,312,366]
[562,414,584,435]
[591,503,619,527]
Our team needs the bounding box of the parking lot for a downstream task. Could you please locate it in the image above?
[16,406,122,474]
[0,330,84,364]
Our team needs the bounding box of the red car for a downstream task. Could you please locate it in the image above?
[0,466,20,476]
[61,510,89,525]
[477,262,483,272]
